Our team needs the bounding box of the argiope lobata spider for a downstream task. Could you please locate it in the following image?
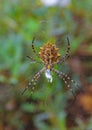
[22,36,80,96]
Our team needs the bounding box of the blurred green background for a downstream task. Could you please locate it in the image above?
[0,0,92,130]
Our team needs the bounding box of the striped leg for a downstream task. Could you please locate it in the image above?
[26,55,42,64]
[52,68,80,97]
[27,56,36,63]
[31,37,40,58]
[58,36,70,64]
[21,67,46,95]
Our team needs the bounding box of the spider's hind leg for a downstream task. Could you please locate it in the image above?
[21,80,36,95]
[52,68,80,98]
[21,67,46,95]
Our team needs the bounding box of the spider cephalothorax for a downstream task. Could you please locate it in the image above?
[22,37,80,95]
[39,42,60,69]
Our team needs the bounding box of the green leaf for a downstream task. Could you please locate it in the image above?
[21,103,36,112]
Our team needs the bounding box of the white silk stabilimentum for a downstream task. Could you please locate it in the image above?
[45,69,52,83]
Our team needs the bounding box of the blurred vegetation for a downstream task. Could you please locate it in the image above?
[0,0,92,130]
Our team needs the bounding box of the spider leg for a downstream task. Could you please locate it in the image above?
[21,67,46,95]
[26,55,42,64]
[58,36,70,64]
[31,37,40,58]
[52,68,80,97]
[27,56,36,62]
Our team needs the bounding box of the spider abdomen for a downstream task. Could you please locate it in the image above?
[39,42,60,66]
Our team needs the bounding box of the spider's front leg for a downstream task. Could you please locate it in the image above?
[52,68,79,97]
[21,67,46,95]
[58,36,70,64]
[31,37,40,58]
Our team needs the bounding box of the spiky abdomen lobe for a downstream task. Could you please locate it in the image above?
[39,42,60,65]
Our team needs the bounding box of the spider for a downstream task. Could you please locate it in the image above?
[22,36,79,96]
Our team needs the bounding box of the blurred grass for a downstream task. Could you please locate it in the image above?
[0,0,92,130]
